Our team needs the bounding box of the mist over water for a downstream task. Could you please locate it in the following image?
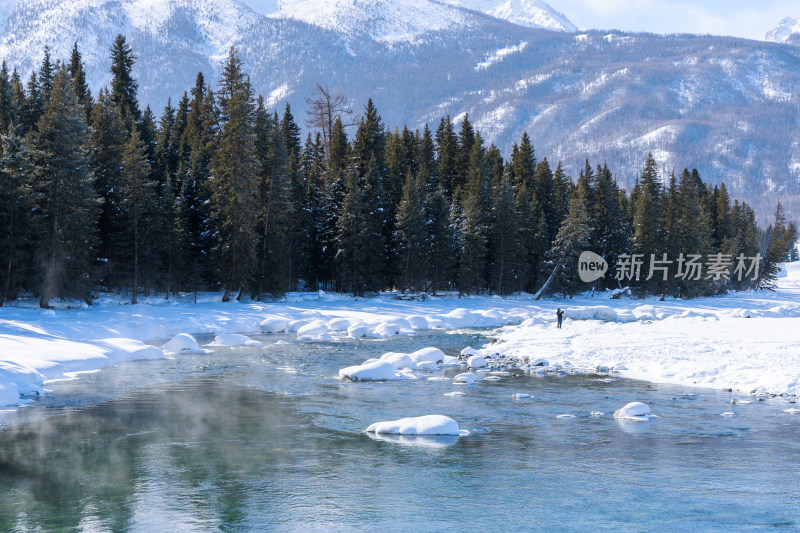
[1,332,799,531]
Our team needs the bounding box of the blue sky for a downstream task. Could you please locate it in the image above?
[240,0,797,40]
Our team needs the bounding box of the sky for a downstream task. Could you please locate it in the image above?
[240,0,797,40]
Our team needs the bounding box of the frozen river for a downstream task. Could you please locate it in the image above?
[1,331,799,531]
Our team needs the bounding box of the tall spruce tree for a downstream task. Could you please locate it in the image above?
[210,48,260,301]
[395,170,427,291]
[118,127,156,304]
[109,35,140,129]
[89,89,127,289]
[29,68,98,308]
[759,202,797,289]
[491,166,522,295]
[0,128,32,305]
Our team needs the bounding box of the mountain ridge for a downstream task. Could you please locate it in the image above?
[1,0,799,221]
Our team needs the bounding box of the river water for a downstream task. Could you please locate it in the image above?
[1,331,799,532]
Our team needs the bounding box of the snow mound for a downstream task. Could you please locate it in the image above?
[162,333,202,354]
[454,372,478,384]
[365,414,469,436]
[613,402,656,420]
[461,346,480,356]
[296,320,329,338]
[347,325,371,338]
[209,333,263,347]
[328,317,356,331]
[405,315,430,330]
[374,318,414,336]
[339,360,405,381]
[467,355,487,368]
[259,317,288,333]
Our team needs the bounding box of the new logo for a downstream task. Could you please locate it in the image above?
[578,251,608,282]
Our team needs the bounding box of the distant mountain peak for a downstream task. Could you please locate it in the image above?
[444,0,576,32]
[268,0,478,43]
[765,16,800,45]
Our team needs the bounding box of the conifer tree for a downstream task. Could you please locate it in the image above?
[546,178,592,297]
[759,202,797,289]
[0,128,32,305]
[491,166,522,295]
[335,162,386,296]
[23,72,43,134]
[254,99,292,296]
[68,43,93,123]
[511,132,535,191]
[29,68,98,308]
[38,47,54,106]
[118,128,156,304]
[435,116,458,197]
[176,74,216,294]
[454,135,490,294]
[396,170,427,291]
[109,35,141,128]
[425,182,455,292]
[89,89,127,288]
[632,153,664,292]
[210,48,260,301]
[0,62,13,132]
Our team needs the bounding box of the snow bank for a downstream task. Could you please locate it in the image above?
[365,415,468,436]
[4,262,800,406]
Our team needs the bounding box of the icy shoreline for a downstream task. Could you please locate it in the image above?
[2,263,800,406]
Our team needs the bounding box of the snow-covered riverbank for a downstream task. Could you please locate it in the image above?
[2,264,800,406]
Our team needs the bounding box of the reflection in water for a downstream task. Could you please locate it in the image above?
[1,332,799,531]
[366,432,461,449]
[615,417,654,435]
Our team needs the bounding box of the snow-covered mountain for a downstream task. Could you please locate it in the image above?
[267,0,479,42]
[446,0,577,32]
[765,16,800,45]
[1,0,800,221]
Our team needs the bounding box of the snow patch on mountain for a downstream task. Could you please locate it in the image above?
[269,0,476,42]
[447,0,575,32]
[765,16,800,45]
[475,41,527,70]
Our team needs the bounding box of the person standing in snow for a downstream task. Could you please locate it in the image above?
[556,308,564,329]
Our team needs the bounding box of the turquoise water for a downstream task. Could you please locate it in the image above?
[1,332,799,532]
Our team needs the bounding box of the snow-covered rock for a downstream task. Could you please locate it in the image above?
[461,346,480,356]
[454,372,478,384]
[374,317,414,336]
[297,320,329,338]
[405,315,430,330]
[408,347,446,366]
[259,317,288,333]
[365,414,469,436]
[328,317,355,331]
[162,333,202,354]
[347,325,371,338]
[339,360,404,381]
[467,355,487,368]
[613,402,656,421]
[209,333,262,347]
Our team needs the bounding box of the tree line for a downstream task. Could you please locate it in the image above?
[0,38,795,307]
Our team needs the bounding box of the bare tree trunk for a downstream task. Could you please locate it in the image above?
[132,211,139,305]
[533,257,563,300]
